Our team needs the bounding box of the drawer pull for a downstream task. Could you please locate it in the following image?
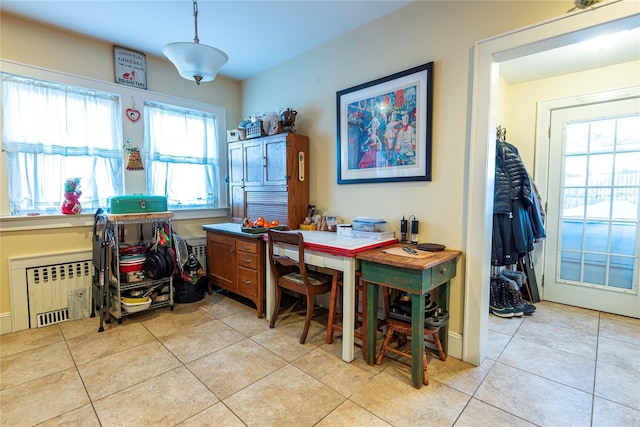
[242,279,251,285]
[440,266,447,274]
[242,258,251,263]
[242,244,251,250]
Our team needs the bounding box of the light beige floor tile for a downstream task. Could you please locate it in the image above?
[0,368,90,427]
[515,315,598,359]
[251,324,321,362]
[292,345,384,397]
[199,292,255,319]
[66,321,156,365]
[599,315,640,345]
[488,314,523,336]
[594,361,640,410]
[486,329,511,360]
[475,362,592,426]
[78,340,182,400]
[177,402,246,427]
[0,324,63,357]
[600,311,640,327]
[1,340,74,391]
[159,318,245,363]
[349,370,470,426]
[224,364,344,426]
[37,403,101,427]
[531,302,599,334]
[499,336,595,393]
[219,309,272,337]
[316,400,392,427]
[597,336,640,372]
[93,366,217,426]
[187,338,287,399]
[59,316,104,340]
[454,397,537,426]
[592,396,640,427]
[141,305,216,338]
[427,356,494,396]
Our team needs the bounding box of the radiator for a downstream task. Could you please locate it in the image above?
[9,238,207,332]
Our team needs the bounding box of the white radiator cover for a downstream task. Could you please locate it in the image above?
[8,238,207,333]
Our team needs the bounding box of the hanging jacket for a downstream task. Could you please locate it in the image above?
[494,140,533,213]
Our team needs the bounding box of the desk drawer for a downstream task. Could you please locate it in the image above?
[237,267,258,297]
[237,252,258,270]
[431,259,456,286]
[236,239,258,254]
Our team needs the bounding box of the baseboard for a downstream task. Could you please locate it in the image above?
[1,312,13,335]
[447,331,463,360]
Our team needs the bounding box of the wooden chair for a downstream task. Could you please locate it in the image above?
[375,316,446,385]
[267,229,340,344]
[326,271,389,360]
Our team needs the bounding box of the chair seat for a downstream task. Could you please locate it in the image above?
[283,271,334,287]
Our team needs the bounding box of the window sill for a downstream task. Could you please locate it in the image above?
[0,208,229,232]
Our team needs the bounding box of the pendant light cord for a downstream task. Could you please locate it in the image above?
[192,0,200,44]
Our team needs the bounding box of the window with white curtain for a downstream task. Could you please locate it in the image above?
[1,72,122,216]
[144,101,221,209]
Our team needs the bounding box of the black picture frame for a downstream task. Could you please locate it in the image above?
[336,62,433,184]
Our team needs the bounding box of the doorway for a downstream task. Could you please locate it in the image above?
[541,93,640,317]
[464,2,640,366]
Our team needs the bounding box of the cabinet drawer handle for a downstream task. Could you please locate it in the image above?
[242,258,251,263]
[242,279,251,285]
[440,266,447,274]
[242,244,251,250]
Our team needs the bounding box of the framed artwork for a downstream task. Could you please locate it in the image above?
[114,46,147,90]
[336,62,433,184]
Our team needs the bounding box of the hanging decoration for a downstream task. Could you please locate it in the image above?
[126,98,141,122]
[124,138,144,170]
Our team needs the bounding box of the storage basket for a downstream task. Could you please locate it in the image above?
[246,121,265,139]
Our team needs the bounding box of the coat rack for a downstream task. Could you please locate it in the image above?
[496,125,507,142]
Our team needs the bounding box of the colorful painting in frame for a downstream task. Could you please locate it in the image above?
[337,62,433,184]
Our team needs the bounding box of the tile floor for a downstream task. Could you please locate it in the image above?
[1,291,639,427]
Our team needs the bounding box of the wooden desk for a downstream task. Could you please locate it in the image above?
[357,245,462,388]
[265,230,396,362]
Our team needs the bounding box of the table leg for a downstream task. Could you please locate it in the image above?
[265,256,274,322]
[411,293,426,389]
[365,279,379,365]
[341,258,356,362]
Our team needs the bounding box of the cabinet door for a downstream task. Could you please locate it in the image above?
[264,138,288,186]
[207,232,236,291]
[228,143,246,221]
[244,140,264,187]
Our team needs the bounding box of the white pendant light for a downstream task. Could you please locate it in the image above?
[163,0,228,85]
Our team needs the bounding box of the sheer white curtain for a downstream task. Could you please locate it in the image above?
[1,73,122,215]
[144,102,220,209]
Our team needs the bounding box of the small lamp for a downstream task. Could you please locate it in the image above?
[163,0,228,85]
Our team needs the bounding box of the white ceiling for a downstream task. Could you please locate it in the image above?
[0,0,413,80]
[1,1,638,83]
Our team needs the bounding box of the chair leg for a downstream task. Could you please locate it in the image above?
[300,294,314,344]
[376,325,395,365]
[431,330,447,361]
[326,281,340,344]
[269,286,282,329]
[423,348,429,385]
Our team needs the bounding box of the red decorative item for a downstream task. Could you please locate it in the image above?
[126,108,141,122]
[61,177,82,215]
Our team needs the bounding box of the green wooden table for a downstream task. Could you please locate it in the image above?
[357,245,462,388]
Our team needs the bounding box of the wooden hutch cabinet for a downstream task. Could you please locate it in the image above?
[205,133,309,317]
[228,132,309,229]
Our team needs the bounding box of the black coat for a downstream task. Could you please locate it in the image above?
[494,140,532,213]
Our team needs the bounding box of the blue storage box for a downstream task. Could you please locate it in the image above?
[352,217,387,232]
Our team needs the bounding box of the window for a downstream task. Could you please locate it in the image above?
[1,73,122,216]
[144,102,221,209]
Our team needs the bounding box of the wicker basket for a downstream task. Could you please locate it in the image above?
[246,121,265,139]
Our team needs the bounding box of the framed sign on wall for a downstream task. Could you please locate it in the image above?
[114,46,147,90]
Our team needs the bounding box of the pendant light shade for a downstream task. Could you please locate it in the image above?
[163,0,228,85]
